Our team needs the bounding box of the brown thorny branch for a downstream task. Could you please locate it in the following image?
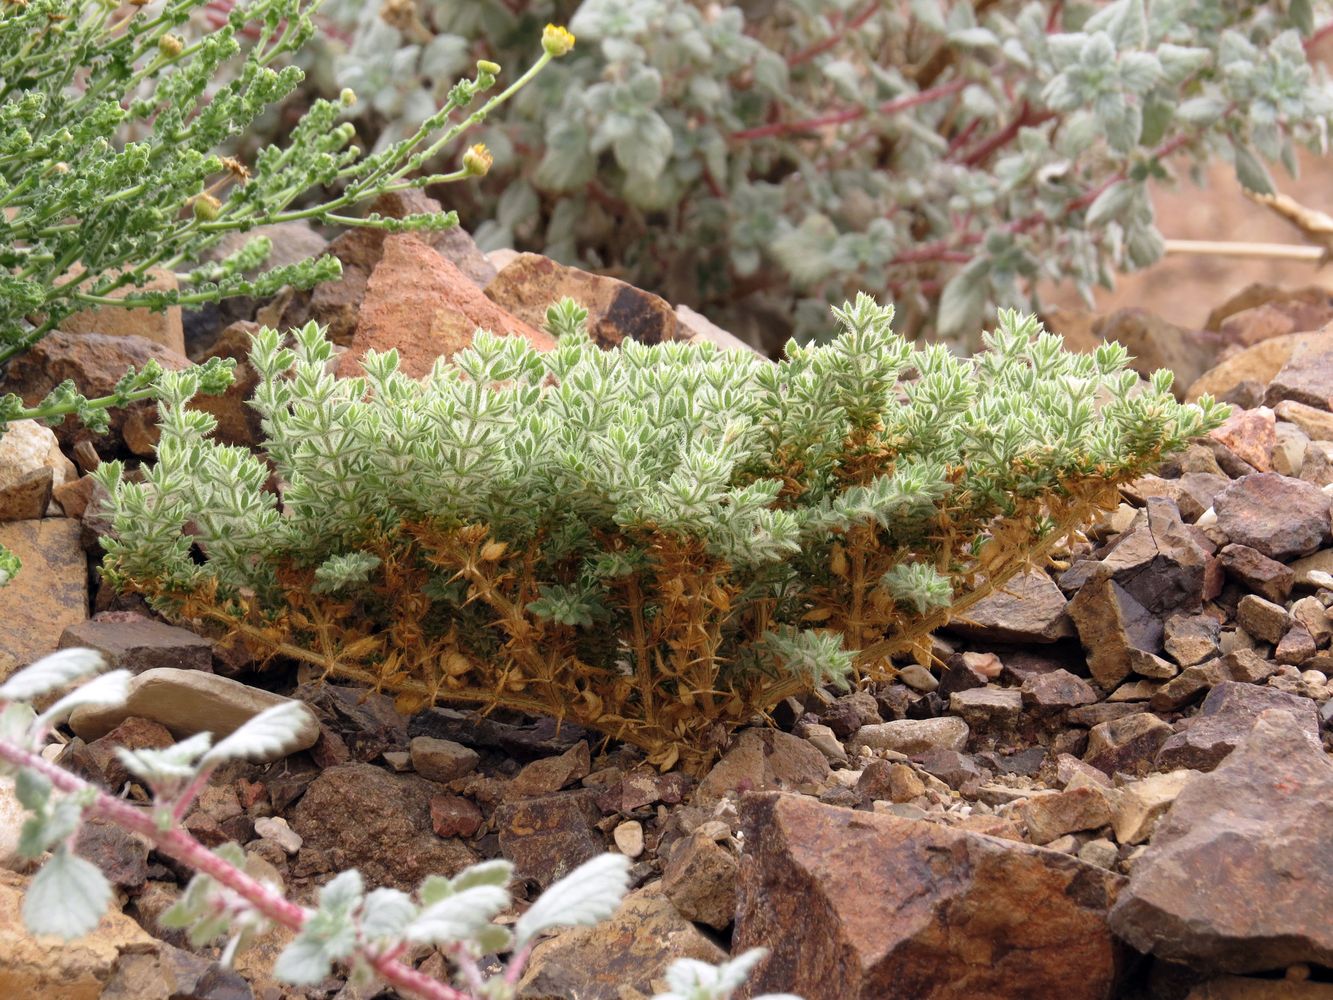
[117,443,1142,774]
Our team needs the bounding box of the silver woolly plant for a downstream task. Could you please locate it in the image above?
[94,296,1227,769]
[289,0,1333,345]
[0,649,799,1000]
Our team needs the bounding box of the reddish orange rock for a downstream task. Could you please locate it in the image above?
[336,235,552,380]
[1209,407,1275,472]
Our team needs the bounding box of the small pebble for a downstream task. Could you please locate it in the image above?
[253,816,303,855]
[613,820,644,859]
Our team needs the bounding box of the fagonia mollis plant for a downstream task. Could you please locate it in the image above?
[96,296,1227,772]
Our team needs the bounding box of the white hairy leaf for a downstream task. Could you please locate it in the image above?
[0,648,106,703]
[22,847,112,939]
[514,853,631,949]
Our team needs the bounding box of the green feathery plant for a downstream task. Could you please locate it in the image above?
[95,295,1227,770]
[0,0,573,579]
[0,648,802,1000]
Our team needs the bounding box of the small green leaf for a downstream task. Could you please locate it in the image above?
[22,848,111,939]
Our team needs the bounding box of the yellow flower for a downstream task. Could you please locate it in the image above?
[542,24,575,57]
[462,143,493,177]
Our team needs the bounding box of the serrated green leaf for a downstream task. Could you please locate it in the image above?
[21,848,111,939]
[514,854,630,949]
[0,649,106,703]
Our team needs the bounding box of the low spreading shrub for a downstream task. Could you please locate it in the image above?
[96,296,1226,770]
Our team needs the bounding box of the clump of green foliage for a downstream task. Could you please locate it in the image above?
[294,0,1333,345]
[96,296,1226,770]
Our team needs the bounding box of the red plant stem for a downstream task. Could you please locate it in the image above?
[955,103,1058,167]
[0,737,472,1000]
[730,78,968,140]
[787,0,882,67]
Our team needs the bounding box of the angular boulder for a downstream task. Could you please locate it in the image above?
[734,792,1124,999]
[1109,710,1333,972]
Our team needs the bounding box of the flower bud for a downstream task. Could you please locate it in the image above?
[340,88,356,108]
[541,24,575,57]
[158,34,184,59]
[192,193,222,221]
[477,60,501,76]
[461,143,493,177]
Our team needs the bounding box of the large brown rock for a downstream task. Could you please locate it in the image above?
[1067,573,1164,689]
[1213,473,1331,561]
[945,569,1074,644]
[290,762,476,891]
[487,252,682,349]
[59,613,212,674]
[694,728,831,805]
[1109,710,1333,973]
[0,518,86,679]
[1186,331,1331,405]
[733,793,1124,1000]
[1154,681,1321,772]
[1265,335,1333,410]
[336,235,552,379]
[495,789,604,889]
[58,265,184,356]
[516,883,724,999]
[0,331,191,450]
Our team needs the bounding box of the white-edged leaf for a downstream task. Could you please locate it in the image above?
[360,887,416,940]
[35,670,131,728]
[21,847,111,939]
[0,649,106,702]
[407,884,509,945]
[514,853,630,949]
[273,933,338,985]
[115,731,213,787]
[201,700,312,767]
[449,858,515,892]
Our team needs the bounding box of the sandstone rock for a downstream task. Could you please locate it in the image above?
[1187,331,1327,406]
[1275,621,1317,664]
[1264,335,1333,410]
[1272,422,1310,476]
[948,686,1023,729]
[1235,594,1291,644]
[1109,710,1333,972]
[290,762,475,889]
[68,668,319,757]
[336,234,553,379]
[0,519,86,678]
[0,331,191,449]
[1083,712,1172,777]
[505,740,590,800]
[1018,785,1112,844]
[662,830,739,928]
[694,728,831,805]
[1276,399,1333,442]
[0,468,51,522]
[1213,473,1331,561]
[1149,651,1277,712]
[428,794,482,839]
[1288,548,1333,587]
[252,816,302,855]
[495,789,604,889]
[0,420,74,521]
[59,266,184,355]
[1068,574,1164,689]
[1218,544,1295,603]
[910,748,985,790]
[61,716,175,791]
[1205,284,1333,335]
[817,689,882,737]
[98,941,253,1000]
[675,304,764,355]
[848,717,970,756]
[488,252,681,349]
[74,817,149,890]
[408,736,479,784]
[945,569,1074,643]
[1209,408,1276,472]
[855,759,927,803]
[517,883,724,999]
[0,868,159,1000]
[296,681,410,762]
[1290,596,1333,646]
[1107,769,1199,845]
[1155,681,1320,772]
[734,793,1124,1000]
[1020,668,1099,711]
[612,820,644,859]
[1163,613,1224,667]
[59,613,212,674]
